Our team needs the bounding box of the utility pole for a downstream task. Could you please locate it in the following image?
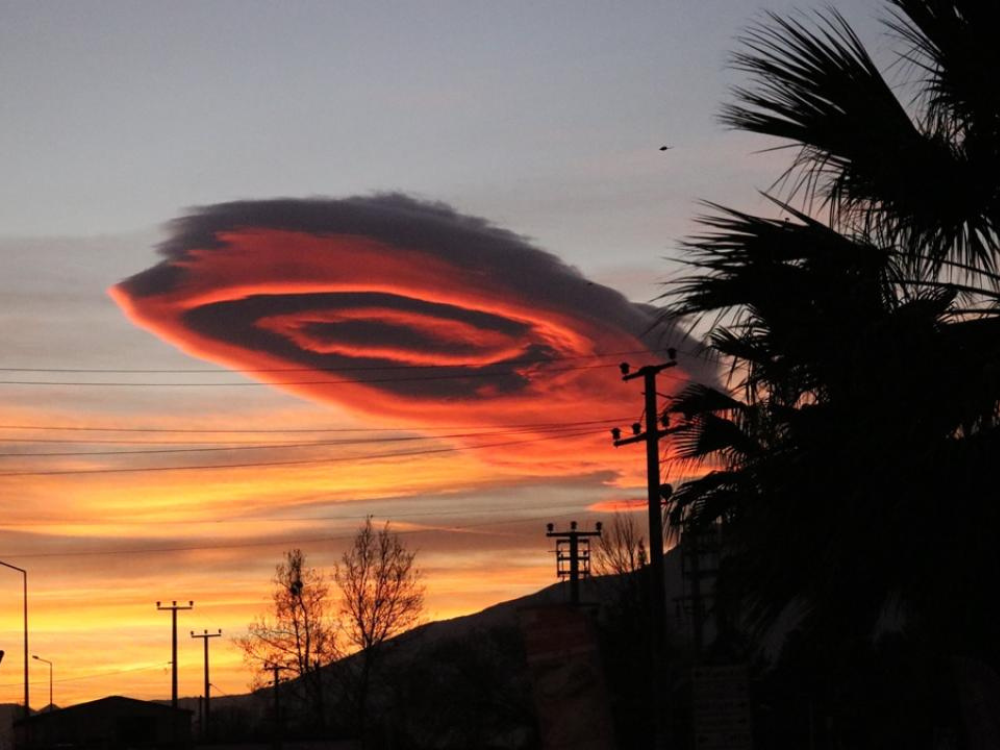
[611,350,681,748]
[266,663,289,750]
[191,629,222,741]
[546,521,602,605]
[612,353,679,646]
[156,600,193,711]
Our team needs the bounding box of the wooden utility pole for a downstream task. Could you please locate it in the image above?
[612,355,679,647]
[612,351,682,748]
[191,629,222,740]
[156,600,193,711]
[266,663,288,750]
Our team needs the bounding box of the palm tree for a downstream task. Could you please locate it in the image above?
[723,1,1000,272]
[662,0,1000,683]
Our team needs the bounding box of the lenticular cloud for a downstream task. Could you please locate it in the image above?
[111,195,691,443]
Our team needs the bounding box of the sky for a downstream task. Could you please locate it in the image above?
[0,0,886,707]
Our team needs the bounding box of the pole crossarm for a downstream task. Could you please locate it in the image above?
[613,424,687,447]
[544,528,603,540]
[621,360,678,382]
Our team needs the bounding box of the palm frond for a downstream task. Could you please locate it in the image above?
[725,7,999,273]
[673,413,761,462]
[888,0,1000,140]
[668,383,745,420]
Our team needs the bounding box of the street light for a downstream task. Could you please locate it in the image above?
[0,561,28,720]
[32,655,52,711]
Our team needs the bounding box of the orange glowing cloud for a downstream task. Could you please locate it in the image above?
[110,195,704,476]
[588,498,647,513]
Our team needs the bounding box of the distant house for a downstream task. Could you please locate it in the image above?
[13,695,192,750]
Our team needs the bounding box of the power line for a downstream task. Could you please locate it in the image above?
[0,347,679,374]
[0,662,171,689]
[0,348,705,388]
[0,417,629,436]
[0,429,602,478]
[0,423,614,458]
[0,498,596,528]
[3,508,591,560]
[0,349,666,375]
[208,682,232,698]
[0,436,331,445]
[0,361,631,387]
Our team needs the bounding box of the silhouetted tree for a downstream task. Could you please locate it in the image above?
[662,0,1000,743]
[592,511,647,579]
[234,549,337,730]
[334,517,424,745]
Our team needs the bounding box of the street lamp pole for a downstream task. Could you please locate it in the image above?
[32,655,52,711]
[0,561,28,720]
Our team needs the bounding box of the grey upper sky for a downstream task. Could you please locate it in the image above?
[2,0,885,302]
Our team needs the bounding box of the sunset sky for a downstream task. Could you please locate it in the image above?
[1,0,882,707]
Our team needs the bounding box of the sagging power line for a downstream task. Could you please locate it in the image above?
[0,428,602,478]
[0,417,632,436]
[0,423,616,458]
[0,347,692,374]
[3,507,597,559]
